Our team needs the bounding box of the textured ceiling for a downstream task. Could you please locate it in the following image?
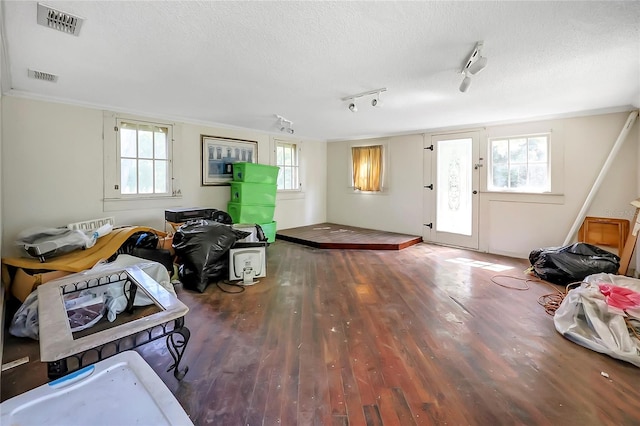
[2,1,639,141]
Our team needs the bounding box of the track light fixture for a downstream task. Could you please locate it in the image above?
[459,41,488,92]
[459,73,472,93]
[468,56,488,75]
[371,91,383,107]
[276,115,294,134]
[342,88,387,112]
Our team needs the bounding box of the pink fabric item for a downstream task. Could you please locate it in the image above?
[599,284,640,310]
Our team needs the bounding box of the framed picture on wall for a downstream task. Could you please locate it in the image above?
[201,135,258,185]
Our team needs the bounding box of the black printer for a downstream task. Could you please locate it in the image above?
[164,207,216,223]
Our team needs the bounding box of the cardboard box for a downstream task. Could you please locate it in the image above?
[11,268,71,302]
[157,235,175,256]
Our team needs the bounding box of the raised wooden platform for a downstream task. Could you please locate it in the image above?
[276,222,422,250]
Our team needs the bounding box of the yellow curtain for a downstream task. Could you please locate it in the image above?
[352,145,382,191]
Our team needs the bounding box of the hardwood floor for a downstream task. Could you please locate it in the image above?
[276,223,422,250]
[3,241,640,425]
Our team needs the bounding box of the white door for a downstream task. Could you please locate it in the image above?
[423,132,480,249]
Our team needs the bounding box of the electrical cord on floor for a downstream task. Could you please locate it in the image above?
[490,273,582,316]
[215,279,246,294]
[490,274,535,290]
[492,274,640,346]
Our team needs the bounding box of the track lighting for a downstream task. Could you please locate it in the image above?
[342,88,387,112]
[459,41,488,92]
[276,115,294,134]
[467,56,488,75]
[371,91,383,107]
[459,73,472,93]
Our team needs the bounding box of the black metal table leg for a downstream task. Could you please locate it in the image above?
[46,316,190,382]
[124,281,138,314]
[166,317,190,380]
[47,359,68,380]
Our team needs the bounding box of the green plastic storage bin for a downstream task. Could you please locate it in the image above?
[230,182,277,205]
[232,162,279,184]
[258,221,277,243]
[227,202,275,224]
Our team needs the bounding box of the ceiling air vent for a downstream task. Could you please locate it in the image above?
[37,3,84,36]
[28,68,59,83]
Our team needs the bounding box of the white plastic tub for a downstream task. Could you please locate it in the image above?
[0,351,193,425]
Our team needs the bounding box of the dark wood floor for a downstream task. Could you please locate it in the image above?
[3,241,640,425]
[276,223,422,250]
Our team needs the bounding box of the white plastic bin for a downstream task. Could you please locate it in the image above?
[0,351,193,425]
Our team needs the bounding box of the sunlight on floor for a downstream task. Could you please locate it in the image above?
[446,257,514,272]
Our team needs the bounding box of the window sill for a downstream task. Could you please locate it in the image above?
[277,191,305,201]
[103,196,183,212]
[349,188,388,196]
[482,191,564,205]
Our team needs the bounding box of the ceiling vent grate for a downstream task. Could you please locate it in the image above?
[37,3,84,36]
[28,68,59,83]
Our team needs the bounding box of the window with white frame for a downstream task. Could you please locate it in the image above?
[488,134,550,193]
[276,141,300,191]
[116,119,173,196]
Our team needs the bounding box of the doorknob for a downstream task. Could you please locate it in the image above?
[472,190,478,194]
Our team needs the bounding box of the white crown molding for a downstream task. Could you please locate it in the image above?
[327,105,638,143]
[4,89,326,143]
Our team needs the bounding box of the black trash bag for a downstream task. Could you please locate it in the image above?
[172,219,250,292]
[177,262,198,288]
[132,247,174,273]
[529,243,620,285]
[255,224,267,242]
[210,210,233,225]
[178,259,229,289]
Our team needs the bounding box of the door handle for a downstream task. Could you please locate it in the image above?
[472,190,478,194]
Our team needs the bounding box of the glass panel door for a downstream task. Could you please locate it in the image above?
[424,132,479,249]
[437,138,472,235]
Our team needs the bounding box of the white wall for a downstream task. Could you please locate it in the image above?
[637,117,640,275]
[1,96,327,256]
[327,111,639,258]
[0,9,6,356]
[273,140,327,228]
[482,113,638,258]
[3,95,637,261]
[327,134,424,236]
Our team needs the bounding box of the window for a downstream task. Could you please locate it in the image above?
[117,119,173,196]
[488,134,550,193]
[103,113,180,210]
[276,141,299,191]
[351,145,383,192]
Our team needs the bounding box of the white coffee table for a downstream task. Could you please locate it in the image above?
[38,266,190,380]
